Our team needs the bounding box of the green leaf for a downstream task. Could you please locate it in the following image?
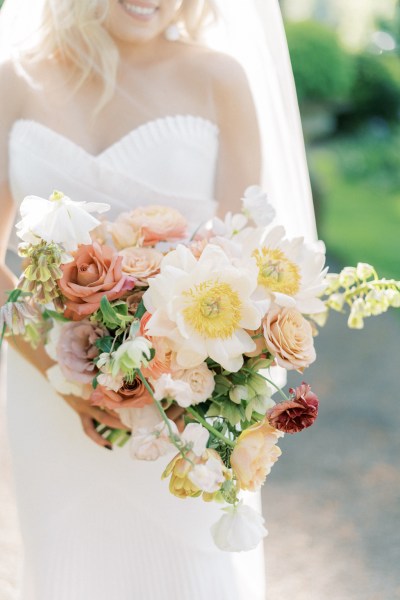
[43,309,70,322]
[95,336,114,354]
[100,296,121,326]
[92,374,99,390]
[6,289,24,303]
[134,299,146,320]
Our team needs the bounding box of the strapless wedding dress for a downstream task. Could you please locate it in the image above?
[6,116,266,600]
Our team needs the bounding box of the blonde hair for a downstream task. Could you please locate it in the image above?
[23,0,217,111]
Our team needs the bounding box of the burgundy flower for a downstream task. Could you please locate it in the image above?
[267,383,319,434]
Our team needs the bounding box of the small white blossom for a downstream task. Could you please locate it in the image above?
[181,423,209,457]
[356,263,375,280]
[152,373,192,407]
[188,454,225,493]
[112,337,152,377]
[242,185,276,227]
[129,420,179,461]
[16,192,110,252]
[211,502,268,552]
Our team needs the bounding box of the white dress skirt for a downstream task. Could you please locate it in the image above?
[5,116,266,600]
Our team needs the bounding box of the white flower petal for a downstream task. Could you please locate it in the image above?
[211,502,268,552]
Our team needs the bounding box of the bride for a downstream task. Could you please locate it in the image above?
[0,0,316,598]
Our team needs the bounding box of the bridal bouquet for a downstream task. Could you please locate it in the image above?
[1,188,333,551]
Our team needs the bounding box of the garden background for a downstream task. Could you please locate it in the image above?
[0,0,399,598]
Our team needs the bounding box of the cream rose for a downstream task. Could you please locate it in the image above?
[230,419,283,492]
[263,306,316,371]
[109,212,142,250]
[119,247,163,284]
[180,362,215,405]
[126,205,187,246]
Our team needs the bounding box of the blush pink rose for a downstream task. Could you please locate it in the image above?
[56,320,106,383]
[263,307,316,371]
[90,378,153,411]
[267,383,319,434]
[126,205,187,246]
[230,419,283,492]
[59,242,134,320]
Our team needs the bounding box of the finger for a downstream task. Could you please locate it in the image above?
[88,407,128,430]
[166,405,185,422]
[81,415,113,449]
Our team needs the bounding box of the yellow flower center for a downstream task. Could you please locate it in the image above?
[253,248,301,296]
[183,280,242,339]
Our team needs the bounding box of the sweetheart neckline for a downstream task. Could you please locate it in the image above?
[10,115,219,159]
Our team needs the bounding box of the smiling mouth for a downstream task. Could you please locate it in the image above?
[118,0,159,19]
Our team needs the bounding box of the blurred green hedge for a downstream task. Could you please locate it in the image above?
[286,20,355,106]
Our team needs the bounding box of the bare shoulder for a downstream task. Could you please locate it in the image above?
[0,57,28,120]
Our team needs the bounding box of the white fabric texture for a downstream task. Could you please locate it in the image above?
[6,116,266,600]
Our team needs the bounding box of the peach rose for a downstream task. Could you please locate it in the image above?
[90,378,153,411]
[127,205,187,246]
[119,247,163,285]
[230,419,283,491]
[263,307,316,371]
[140,312,177,379]
[59,242,134,320]
[109,212,143,250]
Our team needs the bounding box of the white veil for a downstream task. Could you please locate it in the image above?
[207,0,317,242]
[0,0,317,242]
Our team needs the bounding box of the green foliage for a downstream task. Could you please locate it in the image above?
[349,52,400,122]
[286,20,355,105]
[310,127,400,279]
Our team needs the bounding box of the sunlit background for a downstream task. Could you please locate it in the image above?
[0,1,399,599]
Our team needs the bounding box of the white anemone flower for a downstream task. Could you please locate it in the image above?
[143,244,262,372]
[243,225,328,314]
[211,502,268,552]
[16,192,110,252]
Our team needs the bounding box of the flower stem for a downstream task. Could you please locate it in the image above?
[186,407,235,448]
[137,370,186,457]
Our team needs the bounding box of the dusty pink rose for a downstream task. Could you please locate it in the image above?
[267,383,319,434]
[59,242,134,320]
[230,419,283,492]
[90,378,153,411]
[126,205,187,246]
[56,320,106,383]
[140,312,177,379]
[263,307,316,371]
[119,247,163,284]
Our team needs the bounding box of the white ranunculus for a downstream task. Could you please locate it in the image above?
[211,502,268,552]
[152,373,193,407]
[181,423,209,457]
[129,419,179,461]
[16,192,110,252]
[180,362,215,405]
[188,454,225,493]
[46,365,90,399]
[242,186,276,227]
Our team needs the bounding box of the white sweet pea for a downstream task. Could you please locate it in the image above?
[188,454,225,493]
[16,192,110,252]
[208,212,248,239]
[129,420,179,461]
[242,186,276,227]
[181,423,209,457]
[152,373,192,407]
[211,502,268,552]
[111,337,152,377]
[46,365,91,399]
[96,352,125,391]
